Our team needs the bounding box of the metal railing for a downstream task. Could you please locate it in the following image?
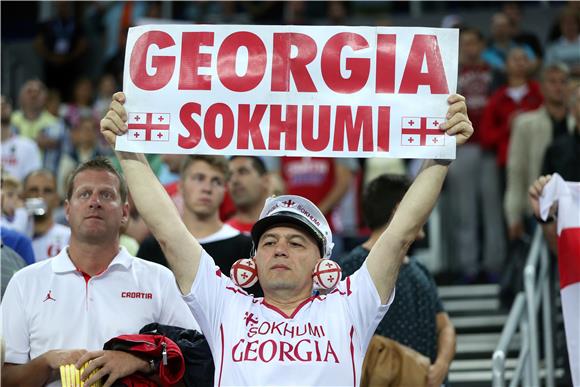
[492,227,554,387]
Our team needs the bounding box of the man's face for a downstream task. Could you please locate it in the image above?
[254,226,320,296]
[23,172,59,217]
[228,157,268,209]
[542,70,568,105]
[65,169,128,244]
[180,161,225,218]
[460,31,483,63]
[506,48,530,78]
[20,80,46,111]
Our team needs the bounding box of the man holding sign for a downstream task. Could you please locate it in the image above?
[84,25,471,386]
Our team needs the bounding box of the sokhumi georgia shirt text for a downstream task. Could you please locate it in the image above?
[184,251,393,386]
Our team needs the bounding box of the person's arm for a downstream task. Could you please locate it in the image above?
[365,95,473,303]
[100,93,201,294]
[2,349,87,387]
[428,312,456,387]
[528,175,558,253]
[318,161,353,215]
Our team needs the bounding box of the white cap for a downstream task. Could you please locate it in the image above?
[251,195,334,259]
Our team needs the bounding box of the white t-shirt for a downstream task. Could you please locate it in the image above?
[1,134,42,181]
[184,251,392,386]
[2,246,199,387]
[32,223,71,262]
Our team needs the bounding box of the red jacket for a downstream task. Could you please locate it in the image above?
[479,81,543,166]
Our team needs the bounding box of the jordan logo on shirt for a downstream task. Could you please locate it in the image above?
[43,290,56,302]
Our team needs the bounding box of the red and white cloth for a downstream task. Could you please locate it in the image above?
[539,173,580,386]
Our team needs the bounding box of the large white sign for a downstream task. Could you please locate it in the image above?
[117,24,458,158]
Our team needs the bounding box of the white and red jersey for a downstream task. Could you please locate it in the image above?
[184,251,393,386]
[1,134,42,181]
[32,223,71,262]
[1,246,199,387]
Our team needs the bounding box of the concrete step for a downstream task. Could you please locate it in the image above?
[450,314,508,329]
[450,358,518,372]
[443,298,500,313]
[456,333,520,354]
[439,284,500,299]
[449,367,565,384]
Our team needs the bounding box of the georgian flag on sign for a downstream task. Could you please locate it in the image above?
[539,173,580,386]
[401,117,445,146]
[127,113,170,142]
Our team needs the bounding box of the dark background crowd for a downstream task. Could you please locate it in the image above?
[2,0,579,288]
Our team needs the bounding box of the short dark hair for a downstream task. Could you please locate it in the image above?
[23,169,57,190]
[362,174,411,231]
[180,155,230,180]
[460,26,484,41]
[66,157,128,203]
[230,156,267,176]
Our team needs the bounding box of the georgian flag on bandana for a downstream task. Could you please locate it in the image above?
[539,173,580,386]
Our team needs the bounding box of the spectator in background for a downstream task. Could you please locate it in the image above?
[10,80,66,174]
[34,1,87,101]
[482,12,536,74]
[1,95,42,181]
[445,27,503,283]
[480,46,544,178]
[545,8,580,79]
[137,155,260,295]
[57,115,107,199]
[93,73,118,121]
[542,85,580,181]
[226,156,271,234]
[505,63,574,241]
[1,227,35,267]
[1,173,30,235]
[502,2,543,62]
[22,170,70,262]
[1,244,26,300]
[339,174,456,387]
[59,77,95,129]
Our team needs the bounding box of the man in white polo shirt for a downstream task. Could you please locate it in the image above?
[96,91,473,386]
[1,158,199,387]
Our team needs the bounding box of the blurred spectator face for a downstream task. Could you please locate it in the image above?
[19,80,47,112]
[460,30,484,63]
[542,68,569,105]
[1,178,21,217]
[45,90,61,117]
[161,154,185,174]
[491,13,512,42]
[506,47,530,78]
[1,96,12,125]
[180,160,225,218]
[228,157,268,209]
[98,74,117,98]
[71,117,97,149]
[55,1,72,19]
[23,171,59,216]
[73,78,94,106]
[560,13,580,40]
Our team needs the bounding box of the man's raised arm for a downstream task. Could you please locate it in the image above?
[365,95,474,303]
[100,92,201,294]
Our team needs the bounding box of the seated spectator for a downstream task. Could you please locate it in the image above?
[1,173,30,235]
[502,2,543,62]
[22,169,70,262]
[137,155,260,296]
[1,158,198,386]
[33,1,87,100]
[10,79,66,174]
[339,174,456,387]
[226,156,271,234]
[59,77,96,129]
[1,96,42,181]
[482,12,536,75]
[0,244,26,300]
[57,115,106,198]
[1,227,35,266]
[545,8,580,79]
[542,85,580,181]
